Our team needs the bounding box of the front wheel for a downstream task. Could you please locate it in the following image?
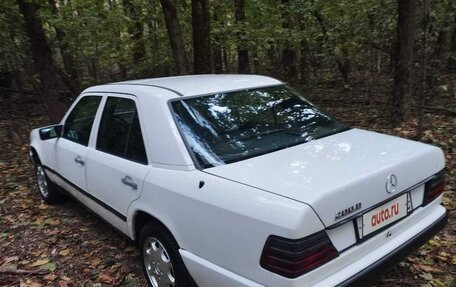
[34,162,64,204]
[139,222,194,287]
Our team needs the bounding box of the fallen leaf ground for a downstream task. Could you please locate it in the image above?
[0,74,454,287]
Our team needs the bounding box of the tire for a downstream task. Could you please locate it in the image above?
[139,222,194,287]
[34,162,64,204]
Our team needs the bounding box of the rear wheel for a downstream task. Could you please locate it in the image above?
[139,222,193,287]
[34,162,64,204]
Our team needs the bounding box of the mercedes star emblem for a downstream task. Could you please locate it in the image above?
[385,174,398,194]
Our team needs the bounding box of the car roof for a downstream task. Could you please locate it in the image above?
[84,74,283,98]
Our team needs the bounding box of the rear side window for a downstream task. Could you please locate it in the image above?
[63,96,102,146]
[96,97,147,164]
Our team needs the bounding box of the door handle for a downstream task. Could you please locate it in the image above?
[74,156,84,166]
[121,176,138,190]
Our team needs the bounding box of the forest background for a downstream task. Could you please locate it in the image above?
[0,0,455,286]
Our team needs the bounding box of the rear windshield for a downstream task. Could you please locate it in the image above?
[171,85,349,168]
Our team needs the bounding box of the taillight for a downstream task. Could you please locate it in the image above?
[260,231,339,278]
[423,170,445,206]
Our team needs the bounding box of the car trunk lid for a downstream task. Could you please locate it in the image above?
[205,129,445,227]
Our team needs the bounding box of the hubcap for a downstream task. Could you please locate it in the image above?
[36,165,49,198]
[143,237,175,287]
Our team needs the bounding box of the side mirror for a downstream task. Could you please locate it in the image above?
[39,125,62,140]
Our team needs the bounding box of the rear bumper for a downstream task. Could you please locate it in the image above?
[180,250,265,287]
[337,210,448,287]
[182,205,447,287]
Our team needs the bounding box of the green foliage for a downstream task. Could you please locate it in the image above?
[0,0,29,74]
[1,0,455,88]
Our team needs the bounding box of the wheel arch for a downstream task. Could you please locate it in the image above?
[132,210,179,247]
[30,146,41,164]
[30,127,46,165]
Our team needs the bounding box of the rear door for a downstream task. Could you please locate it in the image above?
[85,94,150,222]
[53,95,102,191]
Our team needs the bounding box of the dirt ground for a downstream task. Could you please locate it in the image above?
[0,75,454,286]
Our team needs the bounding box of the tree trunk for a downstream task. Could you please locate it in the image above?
[106,0,128,80]
[392,0,417,125]
[312,8,328,71]
[48,0,80,92]
[266,43,277,75]
[192,0,212,74]
[336,47,351,83]
[312,8,351,82]
[299,39,310,84]
[213,11,224,73]
[158,0,190,75]
[123,0,146,67]
[416,0,430,140]
[17,0,67,122]
[252,48,260,73]
[448,18,456,71]
[298,15,310,83]
[281,0,296,81]
[222,46,230,73]
[146,3,160,74]
[435,30,450,67]
[213,43,223,73]
[234,0,249,73]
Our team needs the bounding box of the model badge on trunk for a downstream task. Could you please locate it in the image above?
[335,202,362,220]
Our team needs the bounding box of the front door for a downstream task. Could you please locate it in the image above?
[54,95,102,191]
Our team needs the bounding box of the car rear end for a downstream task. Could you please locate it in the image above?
[258,171,447,286]
[169,83,448,286]
[203,133,447,286]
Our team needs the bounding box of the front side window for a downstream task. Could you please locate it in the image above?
[172,85,349,168]
[63,96,102,146]
[96,97,147,164]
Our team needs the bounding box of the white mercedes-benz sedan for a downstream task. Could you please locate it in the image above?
[30,75,447,287]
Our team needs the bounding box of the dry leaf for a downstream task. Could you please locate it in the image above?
[61,276,71,281]
[419,272,433,281]
[29,258,50,267]
[43,274,58,282]
[4,255,19,263]
[20,278,42,287]
[415,263,441,273]
[91,258,101,266]
[40,262,56,271]
[432,279,446,287]
[428,238,440,246]
[44,218,60,225]
[0,263,17,272]
[58,249,70,256]
[98,273,115,284]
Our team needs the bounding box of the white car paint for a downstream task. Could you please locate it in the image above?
[30,74,447,287]
[205,128,445,227]
[53,137,88,190]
